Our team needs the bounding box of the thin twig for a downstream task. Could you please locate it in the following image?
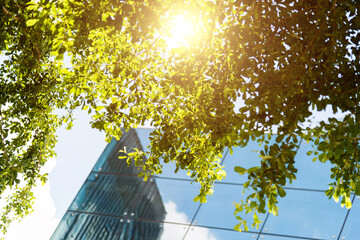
[35,44,42,61]
[0,107,10,162]
[2,6,19,21]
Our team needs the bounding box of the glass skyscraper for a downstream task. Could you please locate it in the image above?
[52,128,360,240]
[51,129,166,240]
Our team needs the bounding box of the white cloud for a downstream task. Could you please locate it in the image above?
[3,158,60,240]
[161,201,218,240]
[183,225,218,240]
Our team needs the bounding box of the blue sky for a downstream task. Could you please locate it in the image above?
[4,110,107,239]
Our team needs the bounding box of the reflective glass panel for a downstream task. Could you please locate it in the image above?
[338,196,360,240]
[92,138,118,172]
[290,140,332,190]
[53,202,190,240]
[153,221,189,240]
[137,177,201,224]
[221,139,267,184]
[69,173,148,218]
[51,212,129,240]
[184,226,255,240]
[258,234,319,240]
[135,128,153,150]
[155,160,195,180]
[194,183,265,231]
[263,189,348,239]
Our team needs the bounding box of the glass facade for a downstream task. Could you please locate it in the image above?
[52,128,359,240]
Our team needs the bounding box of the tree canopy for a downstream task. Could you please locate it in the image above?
[1,0,360,234]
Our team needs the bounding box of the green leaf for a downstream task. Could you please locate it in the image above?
[344,196,352,209]
[355,182,360,195]
[277,187,286,198]
[27,4,38,11]
[318,142,328,151]
[261,155,272,161]
[95,106,105,111]
[318,153,327,163]
[234,166,247,175]
[247,167,259,173]
[275,135,284,143]
[272,205,279,216]
[26,19,39,27]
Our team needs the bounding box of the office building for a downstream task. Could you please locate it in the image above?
[52,128,360,240]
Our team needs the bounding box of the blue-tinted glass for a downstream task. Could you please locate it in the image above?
[51,212,128,240]
[339,196,360,240]
[128,219,165,240]
[263,189,348,239]
[51,212,78,240]
[156,161,194,180]
[142,220,189,240]
[290,140,332,190]
[135,128,153,151]
[51,213,170,240]
[92,138,117,172]
[93,129,144,175]
[69,173,148,218]
[184,226,255,240]
[131,178,166,221]
[221,140,266,184]
[147,178,201,224]
[258,234,316,240]
[194,183,265,231]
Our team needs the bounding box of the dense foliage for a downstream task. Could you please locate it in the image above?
[1,0,360,233]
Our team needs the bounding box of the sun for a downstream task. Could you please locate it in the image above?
[165,15,194,49]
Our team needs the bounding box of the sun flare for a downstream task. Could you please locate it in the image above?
[165,15,194,48]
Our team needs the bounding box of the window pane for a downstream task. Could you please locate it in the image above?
[157,221,189,240]
[221,140,266,184]
[290,140,332,190]
[69,173,160,219]
[184,225,255,240]
[258,234,320,240]
[142,178,201,224]
[194,183,265,231]
[338,196,360,240]
[51,212,168,240]
[263,189,348,239]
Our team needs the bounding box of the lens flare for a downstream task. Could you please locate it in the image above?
[165,15,194,48]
